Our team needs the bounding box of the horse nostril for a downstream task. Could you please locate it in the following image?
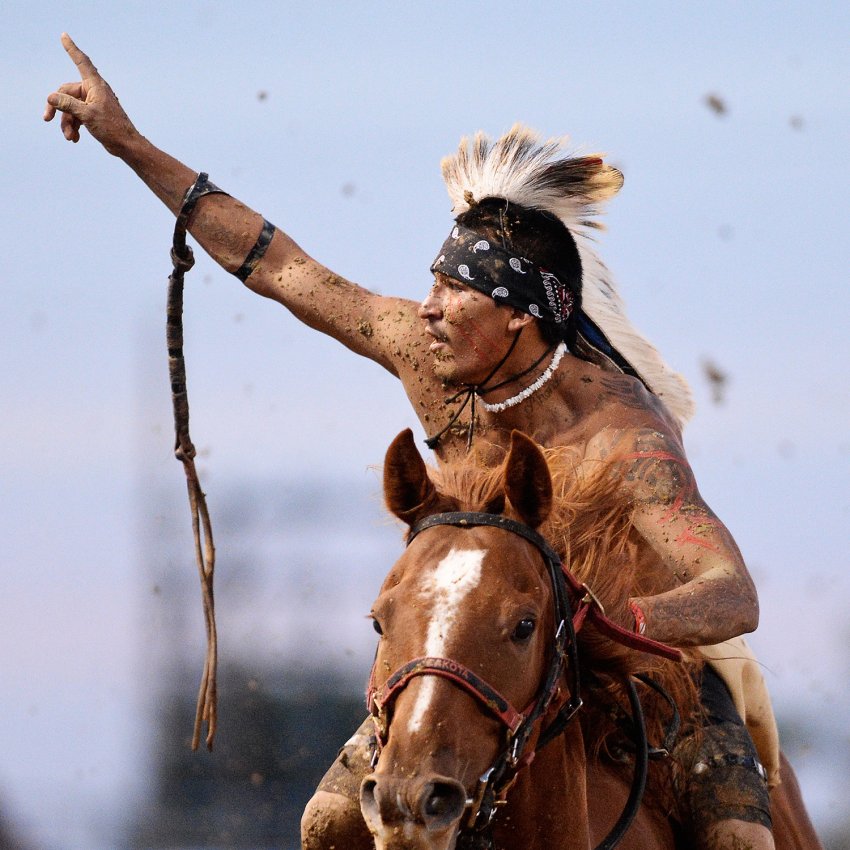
[361,777,377,799]
[360,776,378,819]
[422,779,467,825]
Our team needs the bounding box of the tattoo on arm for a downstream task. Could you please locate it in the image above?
[618,430,738,558]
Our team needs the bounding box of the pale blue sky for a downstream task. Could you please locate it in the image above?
[2,2,849,847]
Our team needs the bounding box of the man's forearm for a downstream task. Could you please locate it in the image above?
[633,565,759,647]
[45,34,270,277]
[116,132,267,274]
[45,35,404,364]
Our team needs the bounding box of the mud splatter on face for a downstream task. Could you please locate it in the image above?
[439,285,508,370]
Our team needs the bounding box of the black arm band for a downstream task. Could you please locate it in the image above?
[233,218,277,282]
[175,173,228,232]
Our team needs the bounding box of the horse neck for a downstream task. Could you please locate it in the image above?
[493,721,591,850]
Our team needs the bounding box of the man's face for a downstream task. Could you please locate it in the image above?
[418,273,517,385]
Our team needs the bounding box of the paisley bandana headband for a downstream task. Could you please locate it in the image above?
[430,224,574,324]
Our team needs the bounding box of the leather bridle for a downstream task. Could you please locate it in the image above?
[366,511,682,849]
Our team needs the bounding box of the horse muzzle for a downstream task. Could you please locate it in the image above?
[360,772,468,849]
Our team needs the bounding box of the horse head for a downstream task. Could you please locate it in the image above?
[361,428,569,850]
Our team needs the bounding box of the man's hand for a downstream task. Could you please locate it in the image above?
[43,33,138,155]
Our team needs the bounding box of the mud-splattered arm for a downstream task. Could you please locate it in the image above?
[44,34,423,374]
[616,428,759,647]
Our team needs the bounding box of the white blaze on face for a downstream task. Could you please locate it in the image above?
[407,546,486,735]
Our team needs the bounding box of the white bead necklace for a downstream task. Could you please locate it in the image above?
[480,342,567,413]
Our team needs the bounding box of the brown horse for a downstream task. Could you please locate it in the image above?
[350,428,823,850]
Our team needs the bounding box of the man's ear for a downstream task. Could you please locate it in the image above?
[506,310,537,333]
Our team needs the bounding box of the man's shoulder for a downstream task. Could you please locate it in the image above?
[355,295,433,374]
[575,360,677,426]
[539,364,684,461]
[574,406,702,516]
[581,408,685,466]
[580,369,679,428]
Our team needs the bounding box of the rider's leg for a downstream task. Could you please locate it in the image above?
[301,718,374,850]
[702,819,775,850]
[680,667,774,850]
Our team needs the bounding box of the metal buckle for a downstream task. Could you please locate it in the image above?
[463,767,495,829]
[559,696,584,726]
[508,734,523,768]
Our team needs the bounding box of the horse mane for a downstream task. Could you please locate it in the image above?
[425,444,701,766]
[427,444,637,640]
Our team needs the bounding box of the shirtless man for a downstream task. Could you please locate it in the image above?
[45,34,776,850]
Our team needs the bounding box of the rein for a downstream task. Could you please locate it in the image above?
[366,510,682,849]
[166,173,227,751]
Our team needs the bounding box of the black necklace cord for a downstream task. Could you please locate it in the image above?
[475,341,556,397]
[167,173,227,751]
[424,328,523,450]
[424,386,474,451]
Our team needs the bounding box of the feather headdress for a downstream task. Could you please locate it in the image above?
[440,124,694,427]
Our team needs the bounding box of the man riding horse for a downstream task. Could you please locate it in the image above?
[45,33,807,850]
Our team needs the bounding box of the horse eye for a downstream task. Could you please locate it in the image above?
[512,617,536,642]
[372,618,383,636]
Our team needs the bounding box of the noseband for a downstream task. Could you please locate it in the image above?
[366,511,681,849]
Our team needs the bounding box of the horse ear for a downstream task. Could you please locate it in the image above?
[504,431,553,529]
[384,429,438,526]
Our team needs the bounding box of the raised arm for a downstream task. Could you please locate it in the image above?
[44,34,419,373]
[614,427,759,647]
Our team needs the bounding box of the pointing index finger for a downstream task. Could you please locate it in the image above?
[61,32,100,81]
